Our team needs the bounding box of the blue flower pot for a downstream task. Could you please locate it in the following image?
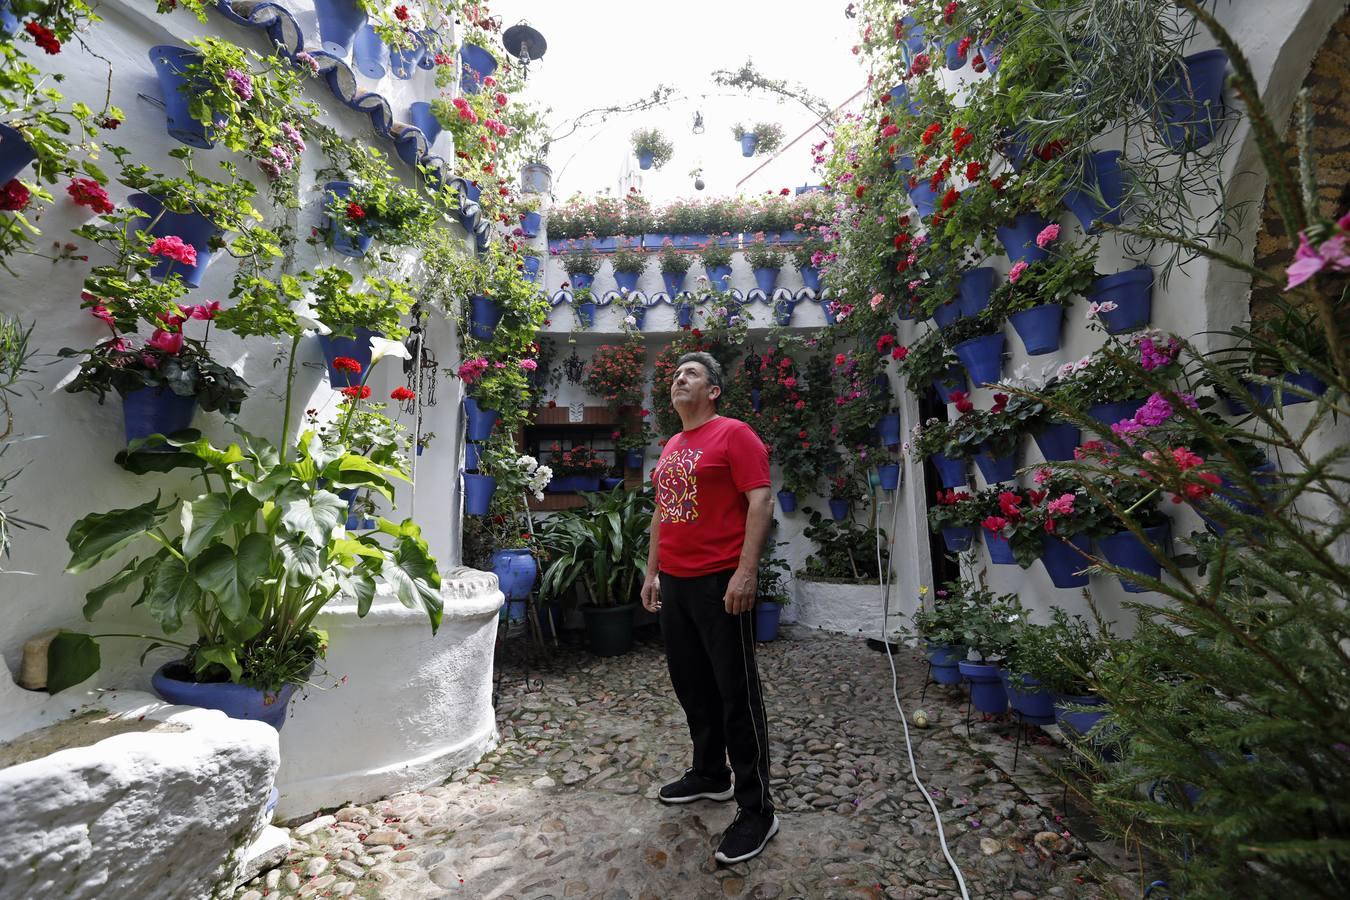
[152,662,300,730]
[353,23,391,78]
[773,299,796,326]
[1002,672,1055,724]
[468,295,503,340]
[887,83,921,115]
[942,526,975,553]
[322,181,373,258]
[749,387,762,412]
[1088,399,1140,428]
[520,211,542,238]
[931,451,966,489]
[957,267,995,318]
[317,327,377,387]
[409,101,443,144]
[829,499,850,521]
[1199,458,1279,534]
[975,447,1017,484]
[953,332,1006,386]
[464,440,482,471]
[1088,266,1153,334]
[547,474,601,493]
[945,39,967,71]
[459,42,498,94]
[776,489,796,513]
[983,528,1016,565]
[1034,422,1081,462]
[337,488,375,530]
[625,449,644,469]
[893,154,915,173]
[901,16,926,56]
[0,123,36,184]
[1231,370,1330,413]
[497,598,527,623]
[614,271,640,294]
[1054,694,1107,739]
[1041,533,1092,589]
[1097,522,1171,593]
[877,462,900,491]
[149,46,216,149]
[979,41,1003,74]
[0,0,18,36]
[661,270,686,296]
[676,303,694,327]
[707,265,732,291]
[740,133,758,157]
[491,548,538,600]
[126,193,219,288]
[123,386,197,446]
[926,642,966,685]
[463,396,498,441]
[932,300,961,328]
[636,151,655,170]
[877,413,901,446]
[314,0,367,57]
[996,213,1051,264]
[908,181,941,219]
[1063,150,1125,233]
[463,472,496,515]
[799,265,821,292]
[754,601,782,642]
[569,272,593,291]
[959,661,1008,714]
[1155,49,1228,150]
[388,35,426,79]
[573,300,597,329]
[462,181,482,205]
[627,306,648,330]
[523,255,542,283]
[932,366,967,404]
[820,300,839,325]
[1009,303,1064,355]
[753,267,779,294]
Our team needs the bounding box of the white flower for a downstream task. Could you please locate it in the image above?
[1057,362,1076,379]
[624,315,637,326]
[1097,300,1117,313]
[1086,302,1101,320]
[290,295,331,335]
[369,336,411,364]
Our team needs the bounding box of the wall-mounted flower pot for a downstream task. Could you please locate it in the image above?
[748,387,762,412]
[1087,266,1153,334]
[932,300,961,328]
[753,267,779,294]
[459,42,498,94]
[337,487,376,530]
[522,255,542,283]
[900,16,926,57]
[491,548,538,600]
[1088,399,1140,428]
[798,265,821,292]
[1227,369,1329,413]
[520,210,542,238]
[126,193,219,288]
[930,451,966,489]
[706,265,732,292]
[123,386,197,446]
[613,271,640,294]
[409,101,442,144]
[983,528,1016,565]
[821,301,839,325]
[0,123,36,184]
[464,440,482,472]
[954,332,1005,386]
[1033,422,1081,462]
[957,267,995,318]
[636,151,655,170]
[317,327,377,387]
[322,181,373,258]
[932,366,967,403]
[676,302,694,327]
[1041,533,1091,589]
[739,133,759,157]
[877,413,901,447]
[547,474,601,493]
[463,396,497,441]
[569,271,594,290]
[152,662,300,730]
[468,295,503,340]
[521,162,552,194]
[753,601,782,642]
[978,41,1003,75]
[627,306,647,330]
[573,300,596,329]
[1009,303,1064,355]
[149,46,215,149]
[975,446,1017,484]
[462,472,496,515]
[925,642,965,685]
[1002,672,1055,724]
[908,181,941,219]
[772,298,796,326]
[624,448,644,470]
[958,661,1008,715]
[893,153,915,173]
[661,271,686,296]
[996,213,1052,264]
[1054,694,1107,739]
[1063,150,1125,233]
[314,0,367,57]
[461,181,482,205]
[1154,49,1228,151]
[944,39,966,71]
[353,24,391,78]
[876,462,900,491]
[388,34,426,80]
[776,489,796,513]
[941,526,974,553]
[828,499,850,521]
[1097,522,1171,593]
[0,0,18,36]
[1198,458,1279,534]
[887,83,921,115]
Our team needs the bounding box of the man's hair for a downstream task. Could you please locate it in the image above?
[675,352,723,392]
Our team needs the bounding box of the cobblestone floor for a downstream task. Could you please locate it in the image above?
[238,626,1142,900]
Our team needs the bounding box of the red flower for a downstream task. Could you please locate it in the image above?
[949,390,974,414]
[921,123,942,146]
[341,385,373,400]
[346,202,366,220]
[943,1,960,24]
[982,516,1007,532]
[333,357,363,374]
[940,187,960,211]
[951,126,973,154]
[964,161,983,182]
[67,178,114,214]
[998,491,1023,518]
[1178,471,1222,503]
[25,21,60,54]
[854,184,866,199]
[779,187,790,196]
[990,392,1008,414]
[971,53,986,73]
[892,346,909,361]
[394,5,410,20]
[391,386,416,401]
[876,334,896,352]
[0,179,31,212]
[957,35,973,58]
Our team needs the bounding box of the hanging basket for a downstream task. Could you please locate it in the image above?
[148,46,216,149]
[1063,150,1125,233]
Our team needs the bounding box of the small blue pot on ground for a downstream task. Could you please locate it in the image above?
[930,452,966,489]
[661,271,685,297]
[983,528,1016,565]
[958,661,1008,715]
[123,387,197,446]
[754,602,782,642]
[637,151,655,170]
[152,662,301,730]
[520,211,542,238]
[1063,150,1125,233]
[828,499,850,521]
[468,295,503,340]
[1154,49,1229,151]
[490,549,538,601]
[925,643,966,685]
[1041,533,1092,589]
[954,332,1006,386]
[1008,303,1064,356]
[1088,399,1141,428]
[777,490,797,513]
[707,265,733,291]
[974,447,1017,484]
[322,181,373,258]
[613,271,640,294]
[740,133,759,157]
[798,265,821,292]
[1088,266,1154,334]
[877,413,901,447]
[957,267,994,318]
[459,42,498,94]
[877,462,900,491]
[1097,522,1171,593]
[996,213,1051,264]
[1033,422,1081,462]
[463,396,498,442]
[317,328,377,387]
[1002,672,1055,724]
[0,123,36,184]
[1054,694,1108,739]
[941,526,975,553]
[149,46,216,149]
[314,0,368,57]
[462,472,497,515]
[753,267,779,294]
[126,193,220,288]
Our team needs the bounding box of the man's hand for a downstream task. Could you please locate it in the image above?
[640,576,662,613]
[723,566,756,615]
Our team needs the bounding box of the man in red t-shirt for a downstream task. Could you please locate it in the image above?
[640,351,778,865]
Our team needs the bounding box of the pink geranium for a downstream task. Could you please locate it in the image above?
[1035,224,1060,249]
[67,178,114,214]
[1008,260,1029,283]
[518,358,538,371]
[148,235,197,267]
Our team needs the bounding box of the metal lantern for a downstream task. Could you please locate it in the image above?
[564,347,585,384]
[502,21,547,75]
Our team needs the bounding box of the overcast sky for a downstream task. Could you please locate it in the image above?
[508,1,869,202]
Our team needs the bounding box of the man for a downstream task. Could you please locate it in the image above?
[641,351,778,865]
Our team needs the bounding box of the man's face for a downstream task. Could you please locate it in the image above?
[671,361,719,408]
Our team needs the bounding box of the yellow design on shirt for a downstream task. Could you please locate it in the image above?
[655,448,702,523]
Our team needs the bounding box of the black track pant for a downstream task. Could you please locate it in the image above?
[659,569,774,815]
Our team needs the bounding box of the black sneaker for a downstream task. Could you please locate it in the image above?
[658,768,734,805]
[714,809,780,865]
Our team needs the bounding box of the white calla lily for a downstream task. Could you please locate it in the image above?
[369,336,411,364]
[290,295,331,335]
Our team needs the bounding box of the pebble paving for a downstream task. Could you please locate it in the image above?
[237,626,1142,899]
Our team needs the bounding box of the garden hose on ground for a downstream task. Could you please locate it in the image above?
[873,480,972,900]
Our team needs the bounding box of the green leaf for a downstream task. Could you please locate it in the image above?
[194,646,242,683]
[192,533,271,623]
[66,494,166,574]
[144,555,202,634]
[180,490,261,559]
[282,493,347,545]
[80,159,108,183]
[278,538,322,585]
[83,556,158,620]
[382,535,443,633]
[347,569,377,616]
[47,632,101,693]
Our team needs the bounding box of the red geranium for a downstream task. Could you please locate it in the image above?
[0,179,31,212]
[25,21,60,54]
[341,385,373,400]
[346,202,366,220]
[333,356,363,374]
[391,386,416,401]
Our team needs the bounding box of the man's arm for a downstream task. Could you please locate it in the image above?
[723,486,773,614]
[640,514,661,612]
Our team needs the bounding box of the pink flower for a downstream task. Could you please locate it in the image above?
[457,357,489,384]
[148,235,197,267]
[90,304,115,326]
[1008,260,1029,283]
[179,301,220,321]
[147,329,183,354]
[1046,493,1076,516]
[1285,230,1350,290]
[1035,224,1060,249]
[67,178,114,214]
[225,68,254,101]
[518,358,538,371]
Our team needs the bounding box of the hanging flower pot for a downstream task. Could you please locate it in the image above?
[958,661,1008,715]
[1088,399,1141,428]
[123,386,197,446]
[676,302,694,327]
[353,24,391,78]
[459,42,498,94]
[706,265,732,291]
[462,472,497,515]
[149,46,216,149]
[317,327,378,387]
[314,0,368,57]
[613,271,640,294]
[941,526,975,553]
[0,123,36,184]
[828,498,850,521]
[956,267,995,318]
[521,162,552,194]
[636,151,655,170]
[1033,422,1081,462]
[974,446,1017,484]
[908,181,941,219]
[573,300,597,329]
[409,101,442,144]
[522,255,542,283]
[337,487,376,530]
[520,211,542,238]
[1087,266,1153,334]
[570,272,594,290]
[752,267,779,295]
[1002,672,1055,724]
[463,396,498,441]
[982,527,1016,565]
[152,662,301,730]
[953,332,1006,386]
[753,601,782,642]
[1041,533,1091,589]
[1054,694,1108,739]
[388,33,427,80]
[978,41,1003,75]
[1228,370,1330,413]
[1008,303,1064,356]
[772,298,796,326]
[877,413,901,447]
[1154,49,1229,151]
[627,305,648,330]
[740,133,759,157]
[887,84,921,115]
[932,366,967,404]
[931,299,961,328]
[126,193,219,289]
[464,440,483,472]
[1062,150,1125,233]
[661,271,686,296]
[777,489,797,513]
[944,39,967,71]
[925,642,965,685]
[1097,522,1171,593]
[877,462,900,491]
[995,213,1052,264]
[798,265,821,292]
[322,181,373,258]
[491,548,538,600]
[468,295,503,340]
[930,452,966,489]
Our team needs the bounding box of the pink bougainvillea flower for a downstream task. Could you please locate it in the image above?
[1035,224,1060,249]
[1008,260,1029,283]
[147,329,184,354]
[148,235,197,267]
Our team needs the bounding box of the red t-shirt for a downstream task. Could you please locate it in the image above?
[652,416,770,577]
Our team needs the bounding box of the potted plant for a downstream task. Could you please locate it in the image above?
[791,237,826,293]
[928,487,980,553]
[545,442,608,492]
[954,584,1023,715]
[320,174,433,257]
[745,237,786,295]
[630,127,674,171]
[658,240,693,298]
[754,542,792,642]
[1011,609,1115,740]
[732,122,784,158]
[909,417,964,489]
[941,311,1007,388]
[610,245,647,295]
[907,583,970,685]
[307,266,414,386]
[946,395,1023,485]
[897,330,965,402]
[1019,471,1120,588]
[562,246,601,290]
[699,240,734,292]
[990,229,1098,355]
[1001,620,1057,723]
